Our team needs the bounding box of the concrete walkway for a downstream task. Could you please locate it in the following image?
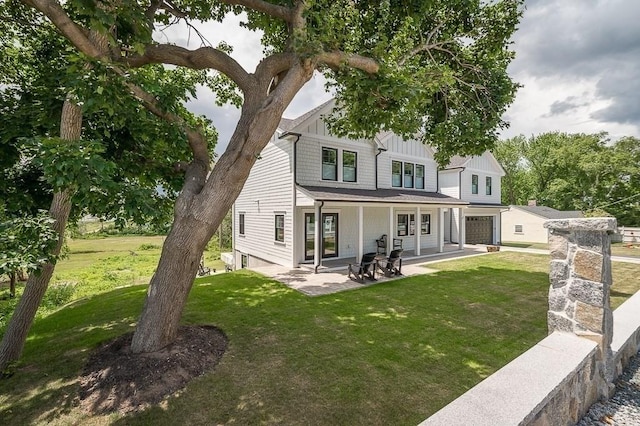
[250,247,490,296]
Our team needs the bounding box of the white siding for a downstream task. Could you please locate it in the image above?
[460,170,502,204]
[234,136,295,267]
[438,170,460,198]
[377,140,438,192]
[501,209,549,244]
[296,135,376,190]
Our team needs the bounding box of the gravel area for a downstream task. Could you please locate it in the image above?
[578,353,640,425]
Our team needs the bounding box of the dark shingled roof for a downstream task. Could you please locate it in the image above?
[444,155,470,169]
[299,185,468,205]
[512,205,584,219]
[279,99,334,132]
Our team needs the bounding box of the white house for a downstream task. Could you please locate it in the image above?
[501,205,584,244]
[438,155,506,245]
[232,100,503,270]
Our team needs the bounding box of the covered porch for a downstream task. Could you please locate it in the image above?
[294,186,468,272]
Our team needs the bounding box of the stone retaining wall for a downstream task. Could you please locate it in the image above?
[421,218,640,426]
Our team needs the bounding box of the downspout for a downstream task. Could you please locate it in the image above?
[457,168,465,244]
[375,148,387,189]
[314,201,324,274]
[280,131,302,266]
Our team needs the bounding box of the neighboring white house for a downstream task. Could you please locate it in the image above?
[232,100,504,270]
[501,205,584,244]
[438,155,506,245]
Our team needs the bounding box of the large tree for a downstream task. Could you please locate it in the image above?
[19,0,524,354]
[0,5,214,369]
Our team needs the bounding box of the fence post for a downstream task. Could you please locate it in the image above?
[544,217,617,398]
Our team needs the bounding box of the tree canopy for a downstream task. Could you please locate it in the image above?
[7,0,525,356]
[494,132,640,226]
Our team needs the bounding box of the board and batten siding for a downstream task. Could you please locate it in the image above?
[296,135,377,190]
[459,154,503,204]
[234,136,295,267]
[377,136,438,192]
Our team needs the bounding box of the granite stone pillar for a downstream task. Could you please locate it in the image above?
[544,217,617,396]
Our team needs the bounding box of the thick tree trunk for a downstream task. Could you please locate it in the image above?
[130,64,314,353]
[0,190,73,370]
[0,98,80,371]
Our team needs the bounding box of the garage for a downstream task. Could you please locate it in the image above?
[465,216,494,244]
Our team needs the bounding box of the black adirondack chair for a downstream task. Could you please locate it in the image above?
[380,249,403,276]
[376,234,387,254]
[348,252,378,283]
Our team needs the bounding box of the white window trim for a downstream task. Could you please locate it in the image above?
[274,213,285,244]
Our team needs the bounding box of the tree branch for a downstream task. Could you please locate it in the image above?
[216,0,292,22]
[124,44,253,93]
[22,0,102,59]
[317,51,380,74]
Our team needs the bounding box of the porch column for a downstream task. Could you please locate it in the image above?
[458,207,465,250]
[388,206,394,255]
[438,208,445,253]
[357,205,364,260]
[415,206,421,256]
[314,202,322,271]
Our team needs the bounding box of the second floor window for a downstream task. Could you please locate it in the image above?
[392,160,425,189]
[486,176,492,195]
[392,161,402,187]
[472,174,479,194]
[404,163,414,188]
[416,165,425,189]
[343,150,357,182]
[322,147,337,181]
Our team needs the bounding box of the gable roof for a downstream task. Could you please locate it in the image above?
[442,152,505,176]
[510,205,584,219]
[278,98,335,132]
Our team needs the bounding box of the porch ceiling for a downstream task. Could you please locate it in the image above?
[298,185,468,206]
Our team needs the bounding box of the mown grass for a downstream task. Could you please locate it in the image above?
[501,241,640,259]
[1,251,638,425]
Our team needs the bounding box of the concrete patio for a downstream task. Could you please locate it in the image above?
[250,245,491,296]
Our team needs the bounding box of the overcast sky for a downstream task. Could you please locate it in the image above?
[171,0,640,153]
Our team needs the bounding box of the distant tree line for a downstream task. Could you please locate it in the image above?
[493,133,640,226]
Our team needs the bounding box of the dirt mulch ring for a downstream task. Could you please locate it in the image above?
[79,325,228,415]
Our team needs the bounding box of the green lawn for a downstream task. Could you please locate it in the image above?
[501,241,640,259]
[1,251,639,425]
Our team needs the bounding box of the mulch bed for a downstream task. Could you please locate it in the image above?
[78,325,228,415]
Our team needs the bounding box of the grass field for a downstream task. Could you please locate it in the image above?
[1,248,639,425]
[0,235,227,332]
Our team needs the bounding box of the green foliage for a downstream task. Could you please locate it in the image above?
[23,137,116,193]
[0,210,59,279]
[493,133,640,226]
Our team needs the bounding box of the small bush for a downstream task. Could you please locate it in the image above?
[138,243,160,251]
[41,282,76,310]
